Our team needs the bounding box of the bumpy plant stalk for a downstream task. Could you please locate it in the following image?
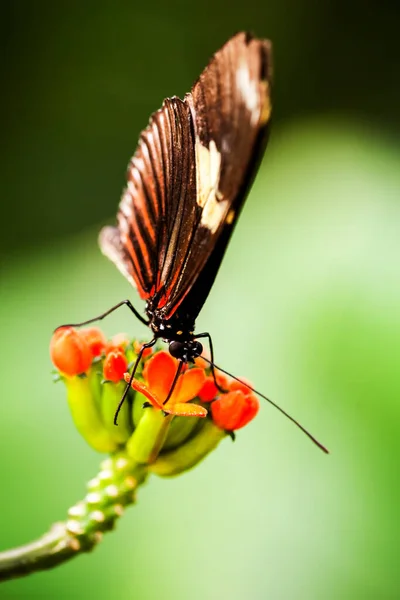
[0,452,147,581]
[0,328,258,582]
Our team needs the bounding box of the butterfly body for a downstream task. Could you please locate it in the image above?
[146,301,201,358]
[100,33,272,363]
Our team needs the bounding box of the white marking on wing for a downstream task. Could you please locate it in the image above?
[236,64,260,125]
[201,192,228,234]
[195,139,221,208]
[195,138,228,233]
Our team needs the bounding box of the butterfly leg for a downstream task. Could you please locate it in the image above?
[55,299,149,331]
[114,337,157,425]
[194,332,226,393]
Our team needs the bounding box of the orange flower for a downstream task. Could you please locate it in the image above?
[133,340,153,359]
[81,327,107,357]
[50,327,92,376]
[124,351,207,418]
[105,333,130,354]
[211,386,259,431]
[103,350,128,382]
[198,373,229,402]
[198,377,218,402]
[194,354,209,370]
[227,377,254,394]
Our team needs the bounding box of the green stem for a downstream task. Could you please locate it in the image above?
[126,408,173,464]
[0,523,84,581]
[0,452,148,582]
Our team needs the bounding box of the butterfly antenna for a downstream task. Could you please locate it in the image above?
[201,357,329,454]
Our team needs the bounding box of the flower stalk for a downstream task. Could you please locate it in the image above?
[0,327,259,581]
[0,452,147,582]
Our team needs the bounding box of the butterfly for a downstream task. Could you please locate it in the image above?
[62,32,328,452]
[100,32,271,361]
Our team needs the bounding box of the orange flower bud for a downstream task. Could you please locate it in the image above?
[50,327,93,376]
[103,350,129,383]
[81,327,107,357]
[211,390,259,431]
[227,377,254,394]
[133,340,153,358]
[106,333,130,354]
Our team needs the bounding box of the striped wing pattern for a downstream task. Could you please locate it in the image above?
[100,98,199,303]
[100,32,272,321]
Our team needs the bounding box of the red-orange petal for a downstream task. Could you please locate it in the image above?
[214,372,229,390]
[228,377,254,395]
[124,374,164,410]
[198,377,219,402]
[146,351,177,400]
[81,327,107,357]
[211,390,259,431]
[194,350,212,370]
[169,368,206,405]
[103,350,128,382]
[50,327,92,376]
[194,356,208,370]
[198,372,230,402]
[164,403,208,418]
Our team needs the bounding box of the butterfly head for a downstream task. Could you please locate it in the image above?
[168,339,203,363]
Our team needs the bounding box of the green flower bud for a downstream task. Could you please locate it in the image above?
[100,381,133,445]
[150,420,226,477]
[65,376,118,453]
[162,410,203,451]
[126,407,173,464]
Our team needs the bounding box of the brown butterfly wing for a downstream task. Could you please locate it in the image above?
[100,33,272,321]
[162,32,272,318]
[100,97,200,304]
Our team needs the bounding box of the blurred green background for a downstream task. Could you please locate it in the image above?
[1,1,399,598]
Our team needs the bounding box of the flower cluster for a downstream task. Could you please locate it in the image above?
[50,326,259,475]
